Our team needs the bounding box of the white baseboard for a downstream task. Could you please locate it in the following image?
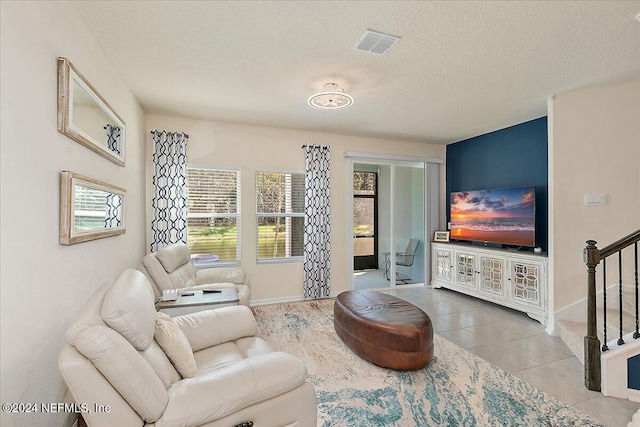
[251,292,340,307]
[598,283,635,309]
[545,324,555,336]
[628,388,640,403]
[554,297,587,333]
[251,285,427,307]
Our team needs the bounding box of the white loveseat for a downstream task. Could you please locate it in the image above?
[138,243,251,307]
[58,269,317,427]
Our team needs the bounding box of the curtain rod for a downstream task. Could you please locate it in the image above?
[150,130,190,138]
[301,144,329,149]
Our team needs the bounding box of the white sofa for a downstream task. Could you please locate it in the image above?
[138,243,251,307]
[59,269,317,427]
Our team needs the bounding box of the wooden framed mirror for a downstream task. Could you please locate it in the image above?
[60,171,126,245]
[57,57,126,166]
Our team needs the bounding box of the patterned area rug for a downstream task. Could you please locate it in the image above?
[252,299,604,427]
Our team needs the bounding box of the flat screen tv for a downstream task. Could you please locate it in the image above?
[450,186,536,247]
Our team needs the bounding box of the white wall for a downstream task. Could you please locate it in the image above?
[0,3,146,427]
[146,115,445,302]
[550,80,640,312]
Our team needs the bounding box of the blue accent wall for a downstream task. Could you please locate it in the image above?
[629,354,640,390]
[446,117,548,250]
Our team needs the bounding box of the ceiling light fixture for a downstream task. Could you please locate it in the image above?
[307,83,354,110]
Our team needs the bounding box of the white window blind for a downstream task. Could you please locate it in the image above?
[73,186,119,231]
[256,171,305,261]
[187,167,240,264]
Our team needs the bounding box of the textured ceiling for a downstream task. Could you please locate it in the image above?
[74,1,640,144]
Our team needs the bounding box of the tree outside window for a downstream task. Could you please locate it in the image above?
[256,171,304,261]
[187,167,240,263]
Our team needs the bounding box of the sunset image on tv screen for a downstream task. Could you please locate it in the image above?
[450,186,535,247]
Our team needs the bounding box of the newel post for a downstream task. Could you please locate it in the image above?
[583,239,601,391]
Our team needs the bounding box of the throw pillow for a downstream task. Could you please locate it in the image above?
[154,312,197,378]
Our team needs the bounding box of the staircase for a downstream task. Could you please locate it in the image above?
[558,229,640,401]
[559,289,640,401]
[558,289,637,363]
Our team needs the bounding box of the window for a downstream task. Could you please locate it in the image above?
[187,167,240,264]
[256,171,305,262]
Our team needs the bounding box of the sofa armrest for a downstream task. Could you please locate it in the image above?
[172,306,259,352]
[196,267,247,286]
[157,353,309,427]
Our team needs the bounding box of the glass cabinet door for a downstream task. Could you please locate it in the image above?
[455,252,476,289]
[509,260,542,307]
[479,255,506,299]
[434,248,453,281]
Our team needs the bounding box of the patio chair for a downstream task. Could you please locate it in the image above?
[384,239,419,284]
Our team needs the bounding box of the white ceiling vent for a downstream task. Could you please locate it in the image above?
[354,30,400,55]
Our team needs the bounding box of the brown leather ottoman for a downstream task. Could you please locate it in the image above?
[334,290,433,370]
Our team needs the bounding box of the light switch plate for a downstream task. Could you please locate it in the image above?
[584,194,606,206]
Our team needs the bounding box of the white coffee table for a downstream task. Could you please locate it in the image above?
[156,288,239,317]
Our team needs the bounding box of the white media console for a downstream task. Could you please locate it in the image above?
[431,242,549,325]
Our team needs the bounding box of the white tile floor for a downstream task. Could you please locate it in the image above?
[380,286,639,427]
[353,269,419,290]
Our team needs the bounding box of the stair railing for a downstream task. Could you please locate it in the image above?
[583,228,640,391]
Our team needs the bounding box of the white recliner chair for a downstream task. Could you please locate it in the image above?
[59,269,317,427]
[138,243,251,306]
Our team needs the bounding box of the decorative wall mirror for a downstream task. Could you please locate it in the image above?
[60,171,126,245]
[57,57,126,166]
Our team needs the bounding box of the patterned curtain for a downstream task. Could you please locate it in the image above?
[104,193,122,228]
[104,124,121,155]
[303,144,331,299]
[150,130,188,252]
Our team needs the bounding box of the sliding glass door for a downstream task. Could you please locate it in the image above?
[350,157,438,290]
[391,164,425,285]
